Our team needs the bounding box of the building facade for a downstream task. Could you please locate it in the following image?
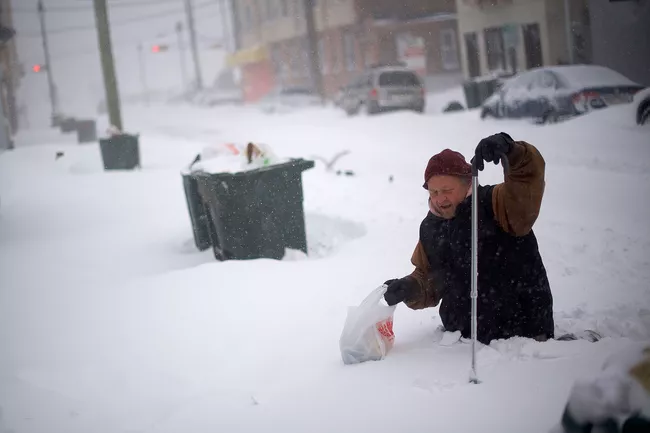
[588,0,650,86]
[228,0,463,102]
[455,0,590,79]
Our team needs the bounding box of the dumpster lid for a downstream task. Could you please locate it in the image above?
[188,154,293,175]
[190,157,314,178]
[183,142,310,176]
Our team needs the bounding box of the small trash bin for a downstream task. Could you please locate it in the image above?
[99,133,140,170]
[195,158,315,261]
[462,80,481,109]
[51,113,64,128]
[182,171,212,251]
[59,117,77,133]
[76,119,97,144]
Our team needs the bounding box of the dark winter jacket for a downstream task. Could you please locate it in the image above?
[405,142,554,344]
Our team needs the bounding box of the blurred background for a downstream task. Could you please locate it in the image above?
[2,0,648,138]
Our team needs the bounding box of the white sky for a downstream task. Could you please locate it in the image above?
[13,0,230,125]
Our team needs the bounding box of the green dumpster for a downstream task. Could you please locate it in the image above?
[60,117,77,133]
[182,170,212,251]
[99,133,140,170]
[195,158,315,261]
[76,119,97,144]
[477,78,500,106]
[462,80,481,109]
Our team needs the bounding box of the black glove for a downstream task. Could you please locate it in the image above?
[383,276,419,306]
[472,132,514,171]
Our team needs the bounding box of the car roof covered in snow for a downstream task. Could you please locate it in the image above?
[543,65,639,89]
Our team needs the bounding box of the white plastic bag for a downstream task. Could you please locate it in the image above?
[339,285,396,365]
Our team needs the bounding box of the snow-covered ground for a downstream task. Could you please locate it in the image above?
[1,93,649,433]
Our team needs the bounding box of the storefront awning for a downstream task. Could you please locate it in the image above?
[226,45,269,67]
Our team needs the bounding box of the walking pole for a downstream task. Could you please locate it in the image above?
[469,150,509,385]
[469,157,480,384]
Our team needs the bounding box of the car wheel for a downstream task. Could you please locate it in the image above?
[638,102,650,125]
[542,110,559,124]
[413,104,425,114]
[480,107,495,119]
[364,101,378,116]
[344,103,359,116]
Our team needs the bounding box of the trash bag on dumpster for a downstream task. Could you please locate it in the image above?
[340,285,396,365]
[190,142,284,174]
[243,142,280,169]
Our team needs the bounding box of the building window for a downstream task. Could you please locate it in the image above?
[343,31,356,72]
[301,38,311,78]
[484,27,506,71]
[318,36,329,74]
[289,40,301,78]
[268,0,278,20]
[331,36,340,74]
[294,0,303,16]
[271,45,288,86]
[440,29,459,71]
[256,0,265,23]
[289,38,310,79]
[242,5,251,28]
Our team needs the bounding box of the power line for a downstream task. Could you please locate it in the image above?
[16,1,217,38]
[43,10,223,61]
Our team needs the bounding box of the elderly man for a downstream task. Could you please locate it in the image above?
[384,132,554,344]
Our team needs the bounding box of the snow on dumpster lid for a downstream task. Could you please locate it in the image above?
[550,65,639,89]
[186,142,290,175]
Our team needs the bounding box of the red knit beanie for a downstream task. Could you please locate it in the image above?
[422,149,471,189]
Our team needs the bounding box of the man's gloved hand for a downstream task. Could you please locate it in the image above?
[383,276,419,306]
[472,132,514,171]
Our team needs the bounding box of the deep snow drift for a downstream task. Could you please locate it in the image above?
[0,95,649,433]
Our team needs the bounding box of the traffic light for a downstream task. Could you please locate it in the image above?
[32,64,47,73]
[151,44,169,53]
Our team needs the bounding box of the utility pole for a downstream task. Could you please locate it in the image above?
[218,0,232,52]
[303,0,324,103]
[563,0,574,64]
[137,43,149,106]
[184,0,203,91]
[176,21,189,94]
[93,0,123,131]
[37,0,59,121]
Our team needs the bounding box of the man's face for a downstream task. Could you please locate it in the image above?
[427,175,470,219]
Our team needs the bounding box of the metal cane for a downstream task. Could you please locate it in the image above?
[469,151,510,385]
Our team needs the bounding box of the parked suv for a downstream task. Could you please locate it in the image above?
[339,65,425,116]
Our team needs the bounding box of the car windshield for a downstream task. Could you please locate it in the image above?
[378,71,421,87]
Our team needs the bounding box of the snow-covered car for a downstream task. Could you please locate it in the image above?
[480,65,645,124]
[634,87,650,125]
[258,87,322,114]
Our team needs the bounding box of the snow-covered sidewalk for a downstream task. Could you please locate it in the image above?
[0,101,648,433]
